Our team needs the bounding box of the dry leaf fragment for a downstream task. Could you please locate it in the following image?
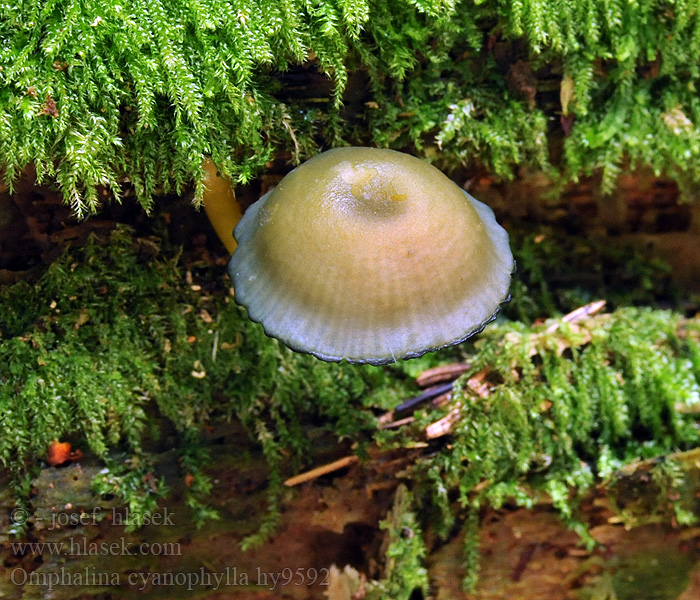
[466,370,490,398]
[47,441,72,466]
[663,106,693,134]
[324,564,365,600]
[191,359,206,378]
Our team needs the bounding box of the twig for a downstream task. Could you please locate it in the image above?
[211,328,219,362]
[465,369,491,398]
[546,300,606,333]
[281,115,300,164]
[379,392,452,429]
[394,382,455,413]
[284,455,358,487]
[379,416,416,429]
[424,371,490,438]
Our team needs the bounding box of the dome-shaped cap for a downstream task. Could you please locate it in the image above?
[228,147,513,365]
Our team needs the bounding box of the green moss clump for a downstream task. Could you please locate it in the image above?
[0,0,454,215]
[4,1,700,212]
[402,308,700,589]
[367,485,429,600]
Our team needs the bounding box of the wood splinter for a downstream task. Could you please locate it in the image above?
[426,404,463,439]
[545,299,606,333]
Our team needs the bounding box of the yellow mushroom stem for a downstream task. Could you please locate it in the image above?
[201,159,242,254]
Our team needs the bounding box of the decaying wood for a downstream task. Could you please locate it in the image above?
[425,403,464,440]
[4,445,698,599]
[3,426,700,599]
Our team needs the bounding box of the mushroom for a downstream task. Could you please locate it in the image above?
[202,159,242,254]
[228,147,513,365]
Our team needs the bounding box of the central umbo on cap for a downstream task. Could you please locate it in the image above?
[228,147,513,365]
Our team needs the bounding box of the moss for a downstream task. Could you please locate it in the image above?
[4,1,700,213]
[579,543,696,600]
[367,485,429,600]
[402,308,700,590]
[504,223,676,324]
[0,225,408,529]
[365,301,700,593]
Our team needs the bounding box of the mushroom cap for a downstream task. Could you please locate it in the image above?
[228,147,513,365]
